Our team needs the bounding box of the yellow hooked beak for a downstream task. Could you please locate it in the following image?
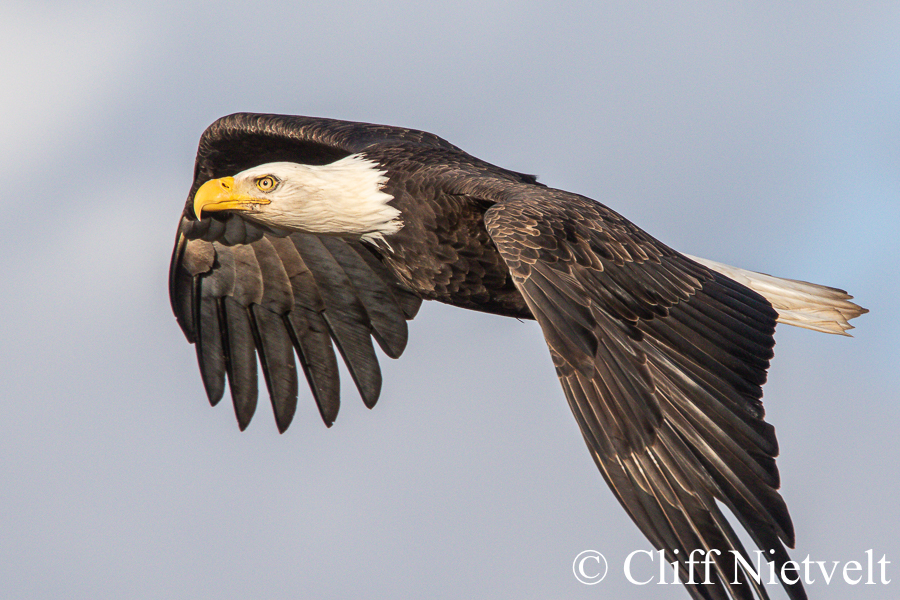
[192,177,270,219]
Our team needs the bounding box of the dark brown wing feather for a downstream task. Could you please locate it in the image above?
[484,188,805,600]
[169,222,421,432]
[191,113,461,184]
[189,112,538,193]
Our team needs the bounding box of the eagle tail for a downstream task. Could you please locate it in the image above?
[684,254,868,336]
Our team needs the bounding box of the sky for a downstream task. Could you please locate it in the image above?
[1,2,898,599]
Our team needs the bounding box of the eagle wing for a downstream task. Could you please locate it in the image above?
[483,188,806,600]
[169,221,421,432]
[169,114,431,431]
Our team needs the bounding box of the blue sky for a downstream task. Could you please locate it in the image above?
[2,2,898,598]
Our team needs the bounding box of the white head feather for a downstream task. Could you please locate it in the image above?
[233,154,401,243]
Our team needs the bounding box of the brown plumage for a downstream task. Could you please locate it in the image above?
[170,113,867,600]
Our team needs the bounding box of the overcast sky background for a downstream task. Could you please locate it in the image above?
[2,2,898,599]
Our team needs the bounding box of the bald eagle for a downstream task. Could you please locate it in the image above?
[169,113,866,600]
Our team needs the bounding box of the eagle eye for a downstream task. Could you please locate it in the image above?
[255,176,278,192]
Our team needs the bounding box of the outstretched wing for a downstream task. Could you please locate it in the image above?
[169,218,421,432]
[169,114,428,431]
[484,188,805,600]
[189,112,464,184]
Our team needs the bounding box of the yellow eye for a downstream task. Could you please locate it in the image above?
[255,176,277,192]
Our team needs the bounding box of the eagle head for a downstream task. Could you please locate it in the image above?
[192,155,402,243]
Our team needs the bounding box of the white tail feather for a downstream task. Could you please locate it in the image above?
[684,254,868,336]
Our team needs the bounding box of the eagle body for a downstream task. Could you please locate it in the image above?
[339,144,533,318]
[170,113,867,600]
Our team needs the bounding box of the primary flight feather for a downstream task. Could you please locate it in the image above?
[169,113,866,600]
